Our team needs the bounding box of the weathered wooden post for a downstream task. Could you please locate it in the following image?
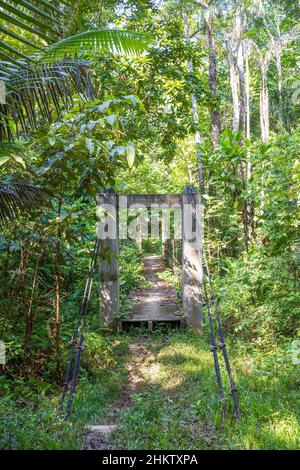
[97,189,119,328]
[135,221,142,253]
[161,206,169,261]
[182,186,203,331]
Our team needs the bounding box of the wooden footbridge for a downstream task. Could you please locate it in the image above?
[97,186,203,332]
[57,187,241,421]
[123,254,183,330]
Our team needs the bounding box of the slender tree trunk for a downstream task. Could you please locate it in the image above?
[274,20,284,128]
[259,64,270,216]
[238,42,246,141]
[23,254,41,370]
[275,51,284,127]
[245,50,251,143]
[237,40,252,250]
[207,21,220,146]
[245,49,255,239]
[260,67,270,143]
[225,6,245,134]
[226,44,240,133]
[183,12,204,191]
[15,238,27,304]
[55,199,62,376]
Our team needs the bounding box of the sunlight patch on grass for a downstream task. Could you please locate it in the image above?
[112,331,300,450]
[263,414,299,448]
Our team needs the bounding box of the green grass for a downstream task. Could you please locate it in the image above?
[1,328,299,449]
[0,335,129,450]
[110,330,300,450]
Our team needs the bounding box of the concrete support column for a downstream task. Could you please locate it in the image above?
[182,186,203,331]
[97,189,119,328]
[135,222,142,253]
[161,207,169,261]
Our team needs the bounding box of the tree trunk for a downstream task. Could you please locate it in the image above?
[238,42,246,141]
[259,65,270,218]
[55,199,62,376]
[275,51,284,127]
[260,69,270,143]
[226,44,240,133]
[14,237,27,316]
[183,12,204,191]
[245,49,251,143]
[237,40,252,250]
[207,21,220,146]
[23,254,40,371]
[225,6,245,134]
[245,49,255,240]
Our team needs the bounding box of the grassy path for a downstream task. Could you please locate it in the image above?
[85,336,153,449]
[82,256,299,450]
[2,256,298,450]
[1,327,298,449]
[82,327,299,450]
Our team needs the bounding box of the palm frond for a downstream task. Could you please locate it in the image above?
[0,0,68,68]
[0,182,43,228]
[40,29,153,62]
[0,25,42,51]
[9,0,57,22]
[0,0,58,34]
[1,61,93,137]
[0,1,153,141]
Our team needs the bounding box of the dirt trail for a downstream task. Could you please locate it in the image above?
[85,256,181,450]
[85,256,177,450]
[84,336,154,450]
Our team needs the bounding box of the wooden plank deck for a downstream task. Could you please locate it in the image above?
[120,255,184,328]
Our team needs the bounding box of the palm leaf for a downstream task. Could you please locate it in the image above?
[0,1,153,140]
[0,0,68,66]
[1,61,93,137]
[0,25,42,51]
[9,0,57,22]
[0,0,60,36]
[0,27,152,138]
[0,7,51,43]
[0,182,43,228]
[40,29,153,62]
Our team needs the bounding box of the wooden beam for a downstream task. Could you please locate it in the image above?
[121,194,181,208]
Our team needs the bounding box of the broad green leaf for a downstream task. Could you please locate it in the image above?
[124,95,139,107]
[127,143,135,169]
[105,114,118,127]
[86,138,95,155]
[97,100,111,113]
[13,155,26,168]
[0,156,9,167]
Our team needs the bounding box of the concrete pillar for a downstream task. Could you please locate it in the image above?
[135,222,142,253]
[160,205,170,261]
[97,189,119,328]
[182,186,203,331]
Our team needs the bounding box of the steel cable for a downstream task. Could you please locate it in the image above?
[186,185,240,420]
[55,236,100,420]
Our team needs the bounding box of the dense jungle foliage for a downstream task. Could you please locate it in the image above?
[0,0,299,450]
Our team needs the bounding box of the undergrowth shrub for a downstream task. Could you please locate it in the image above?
[215,252,300,349]
[119,240,146,313]
[80,332,116,373]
